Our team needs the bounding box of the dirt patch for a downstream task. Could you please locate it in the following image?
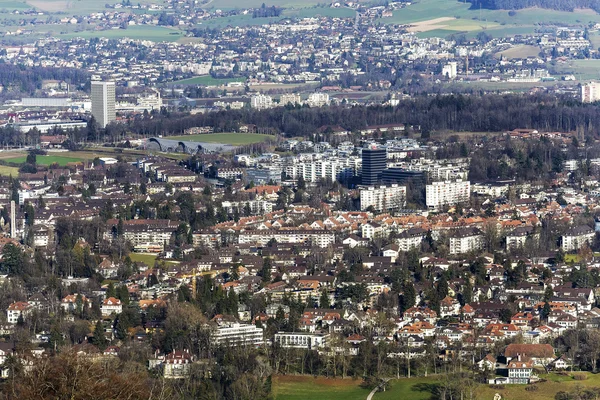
[275,375,360,387]
[406,16,455,32]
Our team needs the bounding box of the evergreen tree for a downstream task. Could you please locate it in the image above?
[319,289,330,308]
[91,320,108,350]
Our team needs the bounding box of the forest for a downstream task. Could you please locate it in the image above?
[465,0,600,12]
[123,94,600,139]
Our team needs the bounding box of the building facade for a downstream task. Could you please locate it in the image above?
[91,81,116,128]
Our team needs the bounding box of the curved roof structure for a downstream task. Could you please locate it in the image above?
[145,137,237,154]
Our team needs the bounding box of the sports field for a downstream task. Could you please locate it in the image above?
[7,155,85,166]
[168,133,274,145]
[272,376,370,400]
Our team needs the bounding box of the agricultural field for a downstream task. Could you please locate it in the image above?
[202,0,325,10]
[551,59,600,81]
[167,133,274,145]
[59,25,185,42]
[496,44,541,59]
[22,0,166,14]
[128,253,178,267]
[272,376,370,400]
[384,0,600,36]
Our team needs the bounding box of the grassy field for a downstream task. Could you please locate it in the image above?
[273,376,370,400]
[496,44,541,59]
[168,133,274,145]
[59,25,184,42]
[0,165,20,176]
[385,0,600,36]
[168,76,246,86]
[7,155,85,166]
[551,59,600,81]
[274,373,600,400]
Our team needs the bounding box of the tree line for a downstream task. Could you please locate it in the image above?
[466,0,600,12]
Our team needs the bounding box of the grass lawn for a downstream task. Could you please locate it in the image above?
[565,254,581,263]
[373,377,439,400]
[7,155,85,166]
[0,165,20,176]
[168,133,274,145]
[477,372,600,400]
[272,376,370,400]
[168,76,246,86]
[551,59,600,81]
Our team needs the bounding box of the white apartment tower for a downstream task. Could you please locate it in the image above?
[360,185,407,212]
[250,94,273,110]
[581,82,600,103]
[426,180,470,210]
[91,80,116,128]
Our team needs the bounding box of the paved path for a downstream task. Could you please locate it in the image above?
[366,378,390,400]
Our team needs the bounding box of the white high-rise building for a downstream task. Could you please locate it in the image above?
[279,93,301,106]
[360,185,407,212]
[250,94,273,110]
[91,81,116,128]
[442,62,458,79]
[426,180,470,210]
[582,82,600,103]
[307,92,330,107]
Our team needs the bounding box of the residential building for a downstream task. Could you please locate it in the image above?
[359,185,406,212]
[449,228,483,255]
[507,356,534,384]
[582,81,600,103]
[426,180,470,210]
[273,331,329,350]
[212,322,264,346]
[101,297,123,317]
[91,80,116,128]
[6,302,31,324]
[163,350,193,379]
[561,225,595,251]
[250,94,273,110]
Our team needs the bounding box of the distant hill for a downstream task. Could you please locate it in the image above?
[466,0,600,13]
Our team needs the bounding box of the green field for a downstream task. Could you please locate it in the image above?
[169,76,246,86]
[273,376,370,400]
[168,133,274,145]
[59,25,184,42]
[385,0,600,36]
[496,44,541,59]
[0,165,20,176]
[274,373,600,400]
[7,155,85,166]
[551,59,600,81]
[129,252,179,267]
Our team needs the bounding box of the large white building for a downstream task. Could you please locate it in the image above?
[582,82,600,103]
[307,92,330,107]
[250,94,273,110]
[449,228,483,255]
[212,322,264,346]
[279,93,301,106]
[91,80,116,128]
[360,185,407,212]
[442,62,457,79]
[274,331,329,350]
[562,225,595,251]
[426,180,470,210]
[284,158,360,183]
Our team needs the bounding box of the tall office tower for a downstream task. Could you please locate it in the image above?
[91,80,116,128]
[361,146,387,185]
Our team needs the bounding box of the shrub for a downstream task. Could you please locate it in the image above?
[508,10,517,16]
[490,384,505,390]
[525,385,538,391]
[573,373,587,380]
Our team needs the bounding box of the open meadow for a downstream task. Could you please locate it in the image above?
[272,376,370,400]
[273,373,600,400]
[387,0,600,38]
[167,133,274,145]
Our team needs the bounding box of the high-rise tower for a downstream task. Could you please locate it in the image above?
[91,80,116,128]
[361,145,386,186]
